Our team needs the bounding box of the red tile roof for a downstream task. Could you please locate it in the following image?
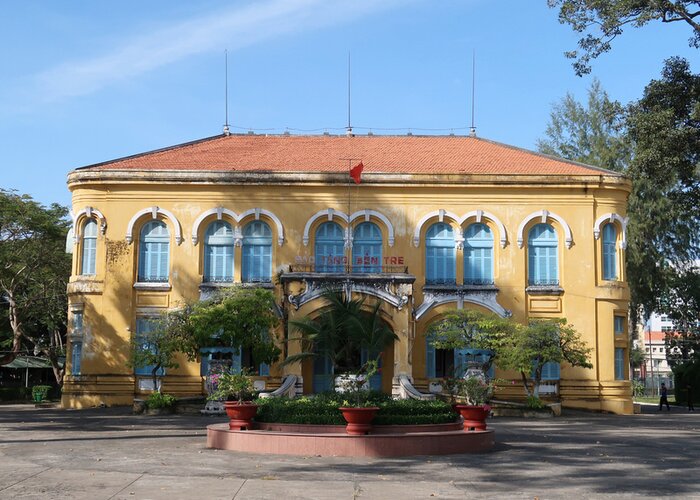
[81,134,619,176]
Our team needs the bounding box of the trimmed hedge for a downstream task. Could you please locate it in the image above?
[0,387,32,401]
[255,392,457,426]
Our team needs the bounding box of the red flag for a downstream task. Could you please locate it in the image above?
[350,161,363,184]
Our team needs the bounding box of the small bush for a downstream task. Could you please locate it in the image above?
[526,395,546,409]
[146,392,177,409]
[255,394,457,426]
[631,379,645,398]
[31,385,52,402]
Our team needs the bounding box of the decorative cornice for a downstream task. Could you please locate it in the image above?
[71,206,107,241]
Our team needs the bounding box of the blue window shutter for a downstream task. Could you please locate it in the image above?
[259,362,270,376]
[139,221,170,282]
[464,223,493,284]
[539,361,560,380]
[615,348,624,380]
[242,221,273,282]
[426,223,456,284]
[313,356,334,392]
[81,220,97,275]
[71,342,82,375]
[426,339,436,378]
[602,223,617,280]
[315,222,345,273]
[614,316,625,335]
[134,318,165,376]
[204,221,234,282]
[353,222,383,272]
[528,224,558,285]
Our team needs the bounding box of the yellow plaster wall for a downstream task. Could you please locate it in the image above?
[63,173,632,413]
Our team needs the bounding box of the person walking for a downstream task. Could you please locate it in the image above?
[688,384,695,412]
[659,382,670,411]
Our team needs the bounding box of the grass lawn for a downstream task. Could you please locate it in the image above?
[634,396,676,404]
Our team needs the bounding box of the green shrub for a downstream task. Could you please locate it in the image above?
[145,392,177,409]
[255,394,457,426]
[631,379,645,398]
[673,358,700,405]
[31,385,52,402]
[526,395,546,409]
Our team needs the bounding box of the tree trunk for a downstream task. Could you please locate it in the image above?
[520,371,533,397]
[0,291,22,366]
[152,365,160,393]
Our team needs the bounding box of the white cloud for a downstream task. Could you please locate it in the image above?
[28,0,405,104]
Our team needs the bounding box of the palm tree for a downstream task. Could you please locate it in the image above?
[282,290,397,376]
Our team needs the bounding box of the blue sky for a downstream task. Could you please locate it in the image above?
[1,0,697,207]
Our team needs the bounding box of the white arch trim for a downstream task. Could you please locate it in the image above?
[71,206,107,241]
[412,209,508,248]
[516,209,573,249]
[593,213,628,250]
[302,208,395,247]
[125,206,183,245]
[191,207,284,246]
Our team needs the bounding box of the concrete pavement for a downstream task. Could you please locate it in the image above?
[0,403,698,499]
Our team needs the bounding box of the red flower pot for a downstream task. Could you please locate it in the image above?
[454,404,489,431]
[339,407,380,435]
[224,401,258,430]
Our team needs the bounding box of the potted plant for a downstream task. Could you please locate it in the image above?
[208,369,258,430]
[453,376,494,431]
[337,359,381,435]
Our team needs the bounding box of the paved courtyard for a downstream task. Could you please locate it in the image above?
[0,403,698,499]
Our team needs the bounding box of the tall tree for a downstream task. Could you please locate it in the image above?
[0,190,71,384]
[625,57,700,319]
[659,266,700,367]
[549,0,700,75]
[537,78,630,171]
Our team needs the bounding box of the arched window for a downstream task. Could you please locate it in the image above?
[602,223,618,280]
[352,222,382,273]
[242,221,272,282]
[425,223,455,284]
[138,221,170,283]
[528,223,558,286]
[203,221,234,283]
[315,222,345,273]
[81,219,98,276]
[464,223,493,285]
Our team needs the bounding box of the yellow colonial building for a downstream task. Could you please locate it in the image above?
[63,133,632,414]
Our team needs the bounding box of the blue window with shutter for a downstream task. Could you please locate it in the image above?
[426,338,436,378]
[614,315,625,335]
[352,222,382,272]
[138,221,170,282]
[426,223,456,284]
[615,348,625,380]
[313,356,334,392]
[464,223,493,285]
[81,220,97,275]
[242,221,272,282]
[315,222,345,272]
[134,318,165,376]
[602,223,618,280]
[204,221,234,283]
[537,361,560,380]
[528,223,558,286]
[71,341,82,375]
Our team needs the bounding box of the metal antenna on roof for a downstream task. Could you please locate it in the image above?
[469,49,476,137]
[346,51,353,137]
[223,49,231,136]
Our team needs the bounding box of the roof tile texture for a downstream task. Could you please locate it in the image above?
[85,134,611,176]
